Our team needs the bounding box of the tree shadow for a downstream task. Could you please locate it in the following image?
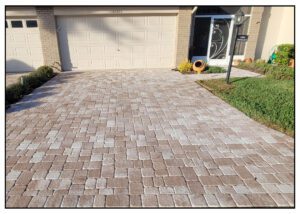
[6,101,44,113]
[6,59,35,72]
[6,71,84,113]
[43,71,85,86]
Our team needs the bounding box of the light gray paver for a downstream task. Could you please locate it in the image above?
[6,69,294,207]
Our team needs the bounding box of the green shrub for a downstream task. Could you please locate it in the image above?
[237,62,294,80]
[204,66,226,73]
[21,66,55,93]
[275,44,294,65]
[37,65,55,79]
[177,60,193,73]
[6,83,25,104]
[266,66,294,80]
[6,66,55,105]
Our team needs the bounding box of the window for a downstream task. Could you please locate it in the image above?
[26,20,38,28]
[11,20,23,28]
[5,21,8,28]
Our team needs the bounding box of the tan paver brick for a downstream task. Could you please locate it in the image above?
[219,175,244,185]
[188,194,207,207]
[44,195,63,207]
[158,194,175,207]
[173,194,191,207]
[77,195,94,207]
[142,195,158,207]
[61,195,78,207]
[7,196,32,208]
[199,176,222,186]
[246,194,277,207]
[231,193,253,207]
[164,176,186,187]
[180,167,198,181]
[28,196,47,207]
[187,181,205,194]
[129,182,144,195]
[5,69,294,207]
[106,195,129,207]
[130,195,142,207]
[93,195,105,207]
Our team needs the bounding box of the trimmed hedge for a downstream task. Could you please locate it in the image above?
[237,62,294,80]
[6,66,55,105]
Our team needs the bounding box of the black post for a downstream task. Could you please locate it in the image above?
[226,25,239,84]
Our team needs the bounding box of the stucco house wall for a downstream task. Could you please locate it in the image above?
[255,7,294,60]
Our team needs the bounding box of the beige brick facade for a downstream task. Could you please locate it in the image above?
[36,7,61,71]
[175,7,193,66]
[244,7,264,59]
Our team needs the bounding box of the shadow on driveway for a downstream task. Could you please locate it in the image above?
[6,71,84,113]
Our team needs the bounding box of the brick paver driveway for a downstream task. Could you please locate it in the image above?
[6,69,294,207]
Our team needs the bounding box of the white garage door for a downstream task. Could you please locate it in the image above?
[57,15,177,70]
[6,19,44,72]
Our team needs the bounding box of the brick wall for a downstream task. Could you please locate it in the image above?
[36,7,61,71]
[244,7,264,59]
[175,7,193,66]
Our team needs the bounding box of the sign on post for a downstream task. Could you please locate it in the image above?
[236,35,248,42]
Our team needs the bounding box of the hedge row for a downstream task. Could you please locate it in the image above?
[237,62,294,80]
[6,66,55,105]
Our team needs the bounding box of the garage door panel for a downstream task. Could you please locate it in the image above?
[29,47,43,55]
[26,34,42,47]
[132,46,144,55]
[13,35,27,43]
[76,60,91,69]
[91,47,105,58]
[119,58,133,68]
[145,46,160,56]
[57,15,176,70]
[132,16,146,26]
[161,32,175,41]
[105,58,118,69]
[89,32,104,42]
[91,60,106,68]
[147,32,161,41]
[147,16,161,25]
[101,17,118,29]
[160,45,175,57]
[160,57,172,67]
[15,48,30,57]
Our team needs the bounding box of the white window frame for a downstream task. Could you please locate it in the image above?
[10,19,24,28]
[6,18,38,29]
[192,14,251,64]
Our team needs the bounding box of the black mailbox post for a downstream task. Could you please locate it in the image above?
[226,10,245,84]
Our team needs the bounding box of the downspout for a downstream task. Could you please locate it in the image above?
[188,6,198,60]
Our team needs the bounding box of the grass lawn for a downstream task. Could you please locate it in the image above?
[197,77,294,136]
